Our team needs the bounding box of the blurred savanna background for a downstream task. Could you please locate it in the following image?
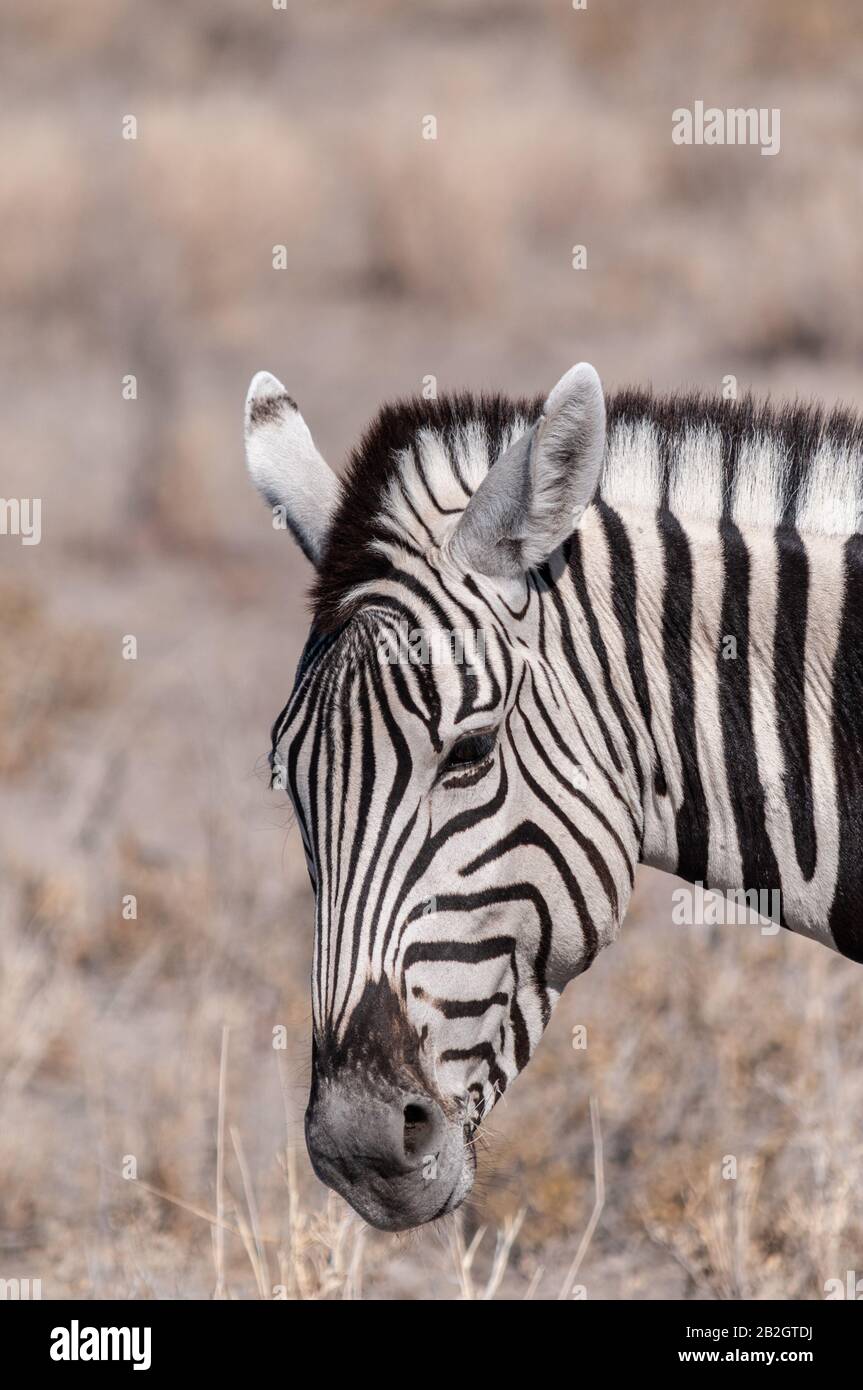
[2,0,862,1299]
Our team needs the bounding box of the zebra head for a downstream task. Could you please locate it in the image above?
[245,365,637,1230]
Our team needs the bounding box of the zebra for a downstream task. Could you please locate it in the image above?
[244,362,863,1231]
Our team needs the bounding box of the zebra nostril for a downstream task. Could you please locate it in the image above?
[403,1101,433,1157]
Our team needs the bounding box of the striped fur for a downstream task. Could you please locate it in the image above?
[256,379,863,1225]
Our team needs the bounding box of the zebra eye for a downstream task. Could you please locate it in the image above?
[442,730,496,772]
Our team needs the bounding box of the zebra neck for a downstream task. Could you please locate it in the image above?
[571,502,855,953]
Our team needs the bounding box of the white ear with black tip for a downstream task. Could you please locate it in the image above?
[244,371,340,567]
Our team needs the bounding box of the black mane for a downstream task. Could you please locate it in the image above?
[311,385,863,633]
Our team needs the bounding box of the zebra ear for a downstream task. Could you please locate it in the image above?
[448,363,606,579]
[244,371,340,567]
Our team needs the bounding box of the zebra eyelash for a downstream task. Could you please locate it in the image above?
[442,759,495,790]
[439,729,498,786]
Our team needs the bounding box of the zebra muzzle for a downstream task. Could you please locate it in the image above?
[304,1080,473,1231]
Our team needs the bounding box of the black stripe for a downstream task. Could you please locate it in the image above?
[464,820,599,967]
[383,756,510,962]
[659,510,710,883]
[545,567,626,776]
[507,734,621,933]
[717,521,783,904]
[598,499,668,797]
[332,657,416,1035]
[568,531,645,808]
[828,535,863,961]
[774,528,817,881]
[412,987,509,1019]
[439,1044,507,1096]
[402,885,552,1033]
[515,675,636,885]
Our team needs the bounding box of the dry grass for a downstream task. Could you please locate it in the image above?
[1,0,862,1299]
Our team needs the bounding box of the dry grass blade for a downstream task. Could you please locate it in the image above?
[557,1096,605,1300]
[451,1213,488,1300]
[213,1025,230,1300]
[99,1166,275,1243]
[481,1207,526,1300]
[231,1124,270,1299]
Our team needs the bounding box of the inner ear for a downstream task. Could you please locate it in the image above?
[448,363,606,579]
[244,371,340,568]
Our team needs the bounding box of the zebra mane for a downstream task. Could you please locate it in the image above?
[312,386,863,633]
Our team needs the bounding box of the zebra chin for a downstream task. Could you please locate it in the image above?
[304,1079,476,1232]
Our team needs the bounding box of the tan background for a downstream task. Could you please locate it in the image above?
[1,0,862,1298]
